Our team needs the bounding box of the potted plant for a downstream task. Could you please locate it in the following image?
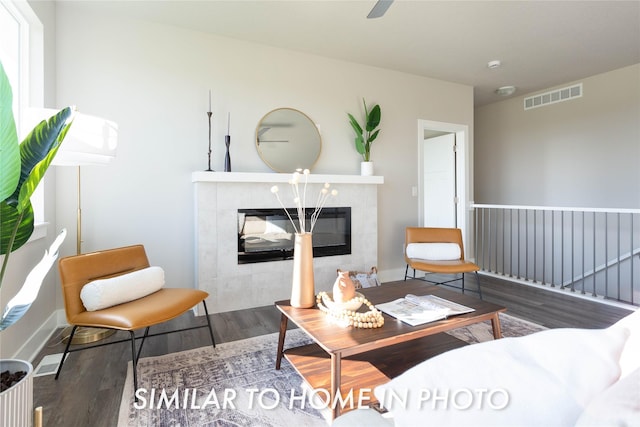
[1,60,72,426]
[347,98,381,176]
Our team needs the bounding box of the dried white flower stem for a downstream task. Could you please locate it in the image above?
[271,185,299,234]
[271,170,337,234]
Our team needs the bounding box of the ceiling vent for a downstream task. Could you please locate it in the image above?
[524,83,582,110]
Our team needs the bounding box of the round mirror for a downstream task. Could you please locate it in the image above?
[256,108,321,172]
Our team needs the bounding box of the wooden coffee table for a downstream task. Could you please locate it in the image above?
[275,279,506,419]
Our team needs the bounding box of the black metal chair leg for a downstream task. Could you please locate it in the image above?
[202,301,216,348]
[405,267,483,300]
[129,330,139,396]
[135,327,150,365]
[55,325,78,380]
[475,271,483,300]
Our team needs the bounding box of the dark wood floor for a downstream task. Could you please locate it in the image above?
[32,275,634,427]
[474,274,633,329]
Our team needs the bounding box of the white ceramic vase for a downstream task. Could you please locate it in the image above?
[0,359,33,427]
[361,161,374,176]
[291,233,315,308]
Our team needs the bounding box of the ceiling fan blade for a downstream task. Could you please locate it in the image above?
[367,0,394,19]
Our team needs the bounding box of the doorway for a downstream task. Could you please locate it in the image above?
[417,119,472,258]
[423,133,457,227]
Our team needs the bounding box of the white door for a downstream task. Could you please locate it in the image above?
[423,133,456,227]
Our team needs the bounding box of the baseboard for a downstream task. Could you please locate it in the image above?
[12,309,68,362]
[377,267,422,283]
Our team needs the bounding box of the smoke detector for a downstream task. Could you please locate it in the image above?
[487,60,501,69]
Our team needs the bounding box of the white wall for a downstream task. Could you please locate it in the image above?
[475,64,640,208]
[53,3,474,297]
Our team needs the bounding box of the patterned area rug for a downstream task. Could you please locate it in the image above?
[447,312,547,344]
[118,313,546,427]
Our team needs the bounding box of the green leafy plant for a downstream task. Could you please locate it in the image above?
[347,98,381,162]
[0,60,73,326]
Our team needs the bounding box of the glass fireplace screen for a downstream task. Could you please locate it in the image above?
[237,207,351,264]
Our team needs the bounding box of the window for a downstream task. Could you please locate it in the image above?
[0,1,24,123]
[0,0,45,226]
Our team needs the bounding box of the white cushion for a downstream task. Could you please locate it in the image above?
[575,367,640,427]
[406,243,461,261]
[374,327,629,427]
[610,308,640,378]
[80,266,165,311]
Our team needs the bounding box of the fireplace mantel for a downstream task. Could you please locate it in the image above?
[192,171,384,185]
[193,171,383,313]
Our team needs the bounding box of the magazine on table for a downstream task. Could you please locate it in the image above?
[376,294,475,326]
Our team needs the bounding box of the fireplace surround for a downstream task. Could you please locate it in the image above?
[193,171,383,313]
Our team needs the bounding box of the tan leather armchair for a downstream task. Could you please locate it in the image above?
[55,244,215,393]
[404,227,483,299]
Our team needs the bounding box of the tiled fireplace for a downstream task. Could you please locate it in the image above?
[193,171,383,313]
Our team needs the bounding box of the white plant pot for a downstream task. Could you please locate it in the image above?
[361,161,374,176]
[1,359,34,427]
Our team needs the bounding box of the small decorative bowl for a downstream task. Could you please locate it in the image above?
[321,292,364,312]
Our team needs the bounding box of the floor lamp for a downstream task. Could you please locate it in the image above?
[27,109,119,343]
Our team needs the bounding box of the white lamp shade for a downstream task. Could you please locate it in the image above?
[22,108,118,166]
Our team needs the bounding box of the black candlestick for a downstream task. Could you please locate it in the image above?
[224,112,231,172]
[206,111,213,171]
[224,135,231,172]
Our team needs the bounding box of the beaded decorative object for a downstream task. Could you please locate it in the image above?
[316,292,385,328]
